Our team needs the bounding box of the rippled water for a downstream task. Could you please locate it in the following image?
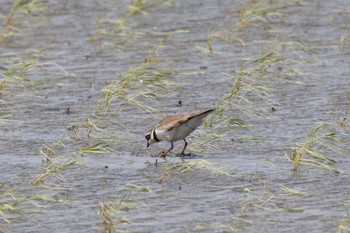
[1,0,350,232]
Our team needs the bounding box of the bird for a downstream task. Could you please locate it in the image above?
[145,108,215,158]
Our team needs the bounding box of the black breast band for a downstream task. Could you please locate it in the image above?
[152,129,160,142]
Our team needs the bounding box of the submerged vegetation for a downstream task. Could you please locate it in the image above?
[286,116,350,173]
[0,0,349,232]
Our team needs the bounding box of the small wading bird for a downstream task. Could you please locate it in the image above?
[145,109,215,158]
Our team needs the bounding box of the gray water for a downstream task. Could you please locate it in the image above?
[1,0,350,232]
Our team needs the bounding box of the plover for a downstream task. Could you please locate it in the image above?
[145,109,215,158]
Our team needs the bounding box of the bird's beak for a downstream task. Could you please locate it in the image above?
[147,142,150,148]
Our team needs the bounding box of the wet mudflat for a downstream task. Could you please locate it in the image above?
[1,0,350,232]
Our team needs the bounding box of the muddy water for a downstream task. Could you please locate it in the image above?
[1,0,350,232]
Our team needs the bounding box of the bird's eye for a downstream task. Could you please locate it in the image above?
[145,134,150,140]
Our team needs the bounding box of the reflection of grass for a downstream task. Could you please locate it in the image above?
[285,120,347,173]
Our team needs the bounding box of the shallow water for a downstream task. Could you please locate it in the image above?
[1,0,350,232]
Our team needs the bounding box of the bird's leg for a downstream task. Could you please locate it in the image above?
[159,142,174,158]
[180,139,188,156]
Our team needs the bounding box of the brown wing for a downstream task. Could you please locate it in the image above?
[157,114,191,131]
[187,109,215,120]
[157,109,215,131]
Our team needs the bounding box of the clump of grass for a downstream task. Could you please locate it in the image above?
[158,159,197,183]
[158,159,234,183]
[90,14,106,54]
[129,0,146,16]
[234,1,287,32]
[0,0,46,43]
[78,142,110,156]
[99,199,133,233]
[0,60,36,97]
[190,129,225,154]
[233,180,307,226]
[209,49,287,130]
[194,47,297,152]
[0,184,66,223]
[31,158,80,185]
[285,120,347,173]
[197,0,311,135]
[94,30,183,115]
[196,31,228,55]
[38,144,60,163]
[90,13,134,53]
[129,0,172,16]
[0,114,19,125]
[96,62,172,115]
[338,201,350,233]
[193,224,241,232]
[90,1,173,53]
[273,203,304,213]
[98,184,152,232]
[96,44,177,115]
[199,0,291,54]
[0,59,72,98]
[122,183,152,193]
[35,126,125,187]
[278,184,307,196]
[339,28,350,52]
[5,0,44,26]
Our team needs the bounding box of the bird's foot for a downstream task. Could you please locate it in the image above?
[158,151,168,159]
[179,152,192,157]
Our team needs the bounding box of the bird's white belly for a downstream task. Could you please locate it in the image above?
[156,124,196,142]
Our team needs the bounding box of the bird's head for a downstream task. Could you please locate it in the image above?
[145,129,157,148]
